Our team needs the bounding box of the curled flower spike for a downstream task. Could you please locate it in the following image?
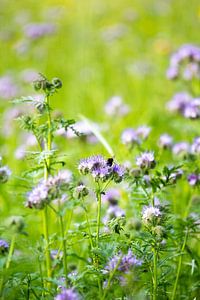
[142,206,162,226]
[136,151,156,170]
[78,155,125,183]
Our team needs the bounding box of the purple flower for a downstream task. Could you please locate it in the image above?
[121,128,139,146]
[105,249,142,274]
[0,239,9,255]
[0,166,11,183]
[172,142,190,156]
[142,206,161,225]
[24,23,56,39]
[166,92,191,113]
[0,75,19,99]
[104,96,130,117]
[103,205,125,224]
[166,66,178,80]
[78,155,125,182]
[183,100,200,119]
[187,174,200,186]
[26,182,49,209]
[136,151,156,170]
[191,137,200,154]
[102,188,120,205]
[135,125,151,140]
[55,288,79,300]
[158,133,173,149]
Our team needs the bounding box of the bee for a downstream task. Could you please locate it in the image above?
[106,157,114,167]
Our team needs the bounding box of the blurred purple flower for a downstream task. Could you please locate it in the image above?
[102,188,120,205]
[24,23,56,39]
[158,133,173,149]
[136,151,156,170]
[121,128,139,146]
[187,173,200,186]
[172,142,190,156]
[191,137,200,154]
[104,96,130,117]
[0,239,9,255]
[166,92,191,113]
[55,288,79,300]
[0,166,11,183]
[0,75,19,99]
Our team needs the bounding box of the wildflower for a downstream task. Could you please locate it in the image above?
[55,288,79,300]
[136,151,156,170]
[166,92,191,113]
[158,133,173,149]
[142,205,161,226]
[105,249,142,274]
[103,206,125,224]
[0,239,9,255]
[78,155,125,183]
[102,188,120,205]
[191,137,200,154]
[0,166,11,183]
[121,128,139,146]
[172,142,190,157]
[104,95,130,117]
[183,100,200,119]
[26,182,49,209]
[135,125,151,140]
[167,44,200,81]
[73,184,89,199]
[187,174,200,186]
[24,23,56,39]
[65,121,98,144]
[0,75,19,99]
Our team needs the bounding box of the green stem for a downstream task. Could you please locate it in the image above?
[82,205,94,249]
[152,248,158,300]
[59,209,68,287]
[42,207,52,282]
[6,234,16,269]
[171,229,188,300]
[96,190,102,248]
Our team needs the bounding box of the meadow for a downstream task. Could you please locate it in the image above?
[0,0,200,299]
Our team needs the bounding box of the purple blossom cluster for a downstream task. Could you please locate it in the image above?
[24,23,56,39]
[187,173,200,186]
[78,155,125,183]
[26,170,72,209]
[121,125,151,146]
[104,96,130,117]
[105,249,142,274]
[55,288,79,300]
[142,205,162,226]
[158,133,173,149]
[167,44,200,80]
[0,166,11,183]
[166,92,200,120]
[0,75,19,99]
[136,151,156,170]
[0,239,9,255]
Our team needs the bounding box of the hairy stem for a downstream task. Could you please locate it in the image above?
[171,229,188,300]
[152,248,158,300]
[59,206,68,287]
[96,190,102,248]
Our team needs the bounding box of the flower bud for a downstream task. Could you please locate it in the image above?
[52,78,62,89]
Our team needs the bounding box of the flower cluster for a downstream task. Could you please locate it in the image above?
[187,173,200,186]
[55,288,79,300]
[105,249,142,274]
[78,155,125,183]
[0,239,9,255]
[24,23,56,40]
[104,95,130,117]
[136,151,156,170]
[166,92,200,120]
[142,205,162,226]
[0,75,19,99]
[167,44,200,80]
[158,133,173,149]
[121,125,151,147]
[26,170,72,209]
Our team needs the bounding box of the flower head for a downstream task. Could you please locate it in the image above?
[191,137,200,154]
[158,133,173,149]
[0,239,9,255]
[187,173,200,186]
[104,95,130,117]
[142,205,161,226]
[55,288,79,300]
[0,166,11,183]
[136,151,156,170]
